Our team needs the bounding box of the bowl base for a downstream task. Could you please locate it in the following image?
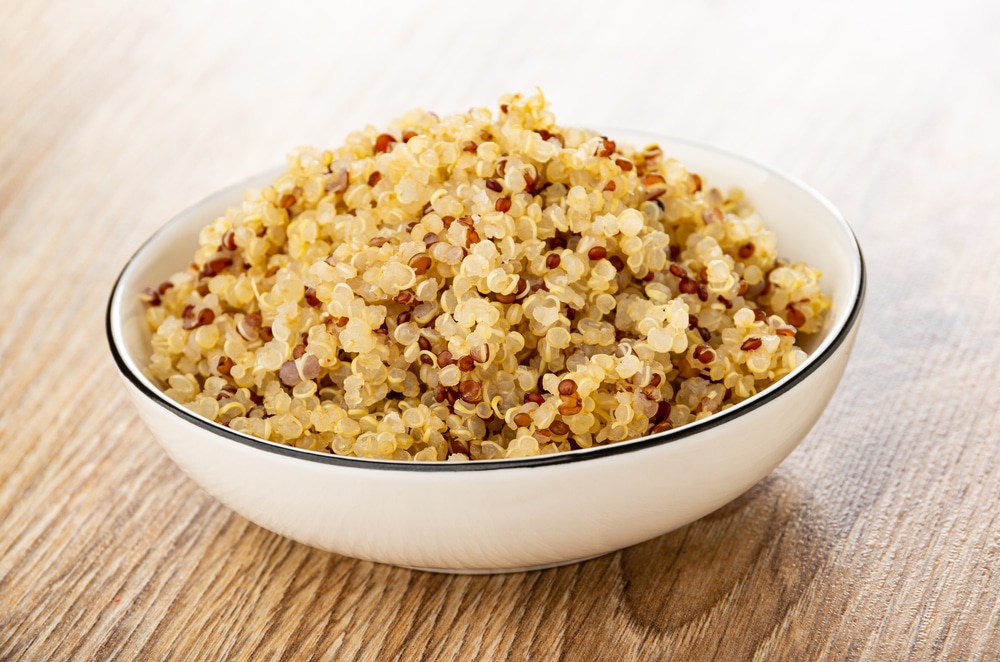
[400,550,611,574]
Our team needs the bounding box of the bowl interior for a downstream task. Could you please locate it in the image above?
[112,170,280,387]
[109,134,863,463]
[652,139,859,356]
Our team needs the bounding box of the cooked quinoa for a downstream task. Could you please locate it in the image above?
[141,91,831,461]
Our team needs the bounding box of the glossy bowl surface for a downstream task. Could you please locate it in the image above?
[107,131,865,572]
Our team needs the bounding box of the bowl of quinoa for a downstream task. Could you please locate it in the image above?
[108,91,865,571]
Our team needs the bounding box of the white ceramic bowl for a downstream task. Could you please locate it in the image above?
[107,132,865,573]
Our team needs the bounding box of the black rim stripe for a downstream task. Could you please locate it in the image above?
[105,153,866,473]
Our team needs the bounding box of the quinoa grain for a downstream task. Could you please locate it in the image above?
[143,91,830,461]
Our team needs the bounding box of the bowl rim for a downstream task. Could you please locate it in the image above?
[106,133,866,473]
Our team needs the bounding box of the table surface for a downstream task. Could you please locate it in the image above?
[3,1,999,659]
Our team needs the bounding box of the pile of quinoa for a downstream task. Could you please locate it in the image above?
[142,91,830,461]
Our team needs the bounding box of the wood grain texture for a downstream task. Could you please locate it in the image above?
[2,0,999,659]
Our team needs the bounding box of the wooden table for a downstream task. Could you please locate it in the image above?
[3,1,999,659]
